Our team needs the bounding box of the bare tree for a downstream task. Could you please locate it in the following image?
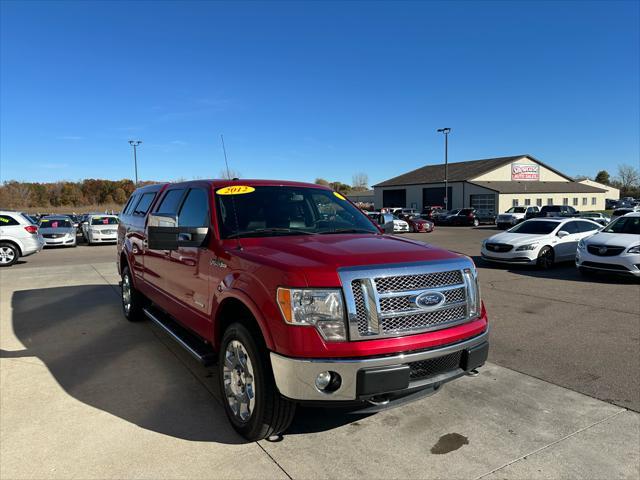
[219,169,242,180]
[351,172,369,191]
[616,164,640,191]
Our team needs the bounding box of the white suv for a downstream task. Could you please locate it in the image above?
[0,210,45,266]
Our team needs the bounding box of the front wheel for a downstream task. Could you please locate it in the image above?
[472,218,480,227]
[0,243,19,267]
[537,246,555,270]
[219,323,296,441]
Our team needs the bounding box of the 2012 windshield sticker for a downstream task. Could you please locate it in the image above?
[333,192,346,201]
[216,186,256,195]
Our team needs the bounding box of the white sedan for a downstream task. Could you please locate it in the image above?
[82,215,119,244]
[481,217,601,269]
[576,212,640,277]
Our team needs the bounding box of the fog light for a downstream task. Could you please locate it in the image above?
[315,371,341,392]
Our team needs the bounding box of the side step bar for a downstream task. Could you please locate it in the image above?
[143,307,216,366]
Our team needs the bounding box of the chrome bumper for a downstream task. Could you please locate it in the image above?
[270,329,488,401]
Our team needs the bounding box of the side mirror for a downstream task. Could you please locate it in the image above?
[557,230,569,238]
[147,213,210,250]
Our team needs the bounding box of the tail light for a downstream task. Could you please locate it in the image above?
[25,225,38,234]
[468,213,474,218]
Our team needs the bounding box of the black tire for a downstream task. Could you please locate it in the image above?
[0,242,19,267]
[219,322,296,441]
[536,246,555,270]
[121,265,147,321]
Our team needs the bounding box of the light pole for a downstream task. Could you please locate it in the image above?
[436,128,451,210]
[128,140,142,186]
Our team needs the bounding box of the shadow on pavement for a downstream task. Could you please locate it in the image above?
[472,256,639,284]
[9,284,361,443]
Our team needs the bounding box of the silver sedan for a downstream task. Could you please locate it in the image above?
[39,216,77,247]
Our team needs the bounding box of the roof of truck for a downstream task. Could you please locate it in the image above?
[135,179,331,191]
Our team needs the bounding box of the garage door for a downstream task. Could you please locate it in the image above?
[382,189,407,208]
[470,194,496,213]
[423,187,452,208]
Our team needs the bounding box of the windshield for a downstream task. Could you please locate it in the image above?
[91,216,119,225]
[603,216,640,234]
[215,186,379,238]
[508,220,560,235]
[506,207,526,213]
[40,218,72,229]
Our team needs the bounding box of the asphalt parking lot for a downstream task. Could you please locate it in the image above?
[1,228,638,479]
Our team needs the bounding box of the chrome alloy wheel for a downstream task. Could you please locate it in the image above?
[121,274,132,315]
[0,246,16,264]
[223,340,256,423]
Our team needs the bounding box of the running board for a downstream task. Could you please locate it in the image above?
[143,307,216,366]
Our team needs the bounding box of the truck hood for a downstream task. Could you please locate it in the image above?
[234,233,465,285]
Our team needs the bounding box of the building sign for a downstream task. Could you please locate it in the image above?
[511,163,539,181]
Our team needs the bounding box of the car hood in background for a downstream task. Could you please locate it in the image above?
[485,232,549,245]
[584,232,640,248]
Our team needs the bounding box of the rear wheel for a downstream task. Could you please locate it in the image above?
[219,323,296,441]
[0,243,19,267]
[537,246,555,269]
[121,265,147,321]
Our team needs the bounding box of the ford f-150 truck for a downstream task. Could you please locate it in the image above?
[117,180,489,440]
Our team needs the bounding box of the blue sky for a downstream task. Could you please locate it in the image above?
[1,0,638,185]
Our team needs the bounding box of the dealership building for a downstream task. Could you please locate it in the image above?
[373,154,609,213]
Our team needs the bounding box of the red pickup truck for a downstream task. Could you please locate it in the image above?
[117,179,489,440]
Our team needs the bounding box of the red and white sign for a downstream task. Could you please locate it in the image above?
[511,163,539,181]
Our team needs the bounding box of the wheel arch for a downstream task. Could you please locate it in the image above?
[214,295,275,352]
[0,239,23,256]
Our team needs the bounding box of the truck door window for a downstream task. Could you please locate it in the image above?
[178,189,209,227]
[133,192,156,216]
[156,189,185,215]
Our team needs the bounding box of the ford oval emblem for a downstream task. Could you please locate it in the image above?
[414,291,446,310]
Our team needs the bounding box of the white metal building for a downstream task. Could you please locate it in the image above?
[373,154,608,213]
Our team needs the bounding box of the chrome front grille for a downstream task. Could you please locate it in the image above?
[382,305,467,333]
[340,259,479,341]
[374,270,462,293]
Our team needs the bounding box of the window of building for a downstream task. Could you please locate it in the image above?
[512,199,519,207]
[536,198,542,206]
[547,198,553,205]
[563,198,569,205]
[524,198,531,206]
[572,197,578,206]
[592,197,597,205]
[582,197,588,206]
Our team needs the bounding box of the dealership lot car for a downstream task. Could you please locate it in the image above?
[579,211,612,226]
[496,206,539,229]
[481,217,601,269]
[82,215,119,244]
[39,216,77,247]
[576,212,640,277]
[0,210,44,266]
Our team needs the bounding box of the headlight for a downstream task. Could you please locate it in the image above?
[462,267,480,318]
[515,243,538,251]
[578,239,586,250]
[628,245,640,254]
[276,288,346,342]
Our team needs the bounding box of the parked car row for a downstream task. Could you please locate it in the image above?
[481,212,640,277]
[0,210,120,267]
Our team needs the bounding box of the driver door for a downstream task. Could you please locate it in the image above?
[554,221,581,260]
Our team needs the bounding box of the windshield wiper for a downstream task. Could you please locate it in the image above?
[227,228,316,239]
[319,228,376,235]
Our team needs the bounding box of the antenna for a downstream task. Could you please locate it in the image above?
[220,134,242,250]
[221,134,232,180]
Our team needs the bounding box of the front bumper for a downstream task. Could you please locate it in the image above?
[481,247,537,264]
[89,236,117,243]
[43,237,76,246]
[270,329,489,402]
[576,250,640,276]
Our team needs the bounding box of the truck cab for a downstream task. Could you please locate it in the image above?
[117,180,489,440]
